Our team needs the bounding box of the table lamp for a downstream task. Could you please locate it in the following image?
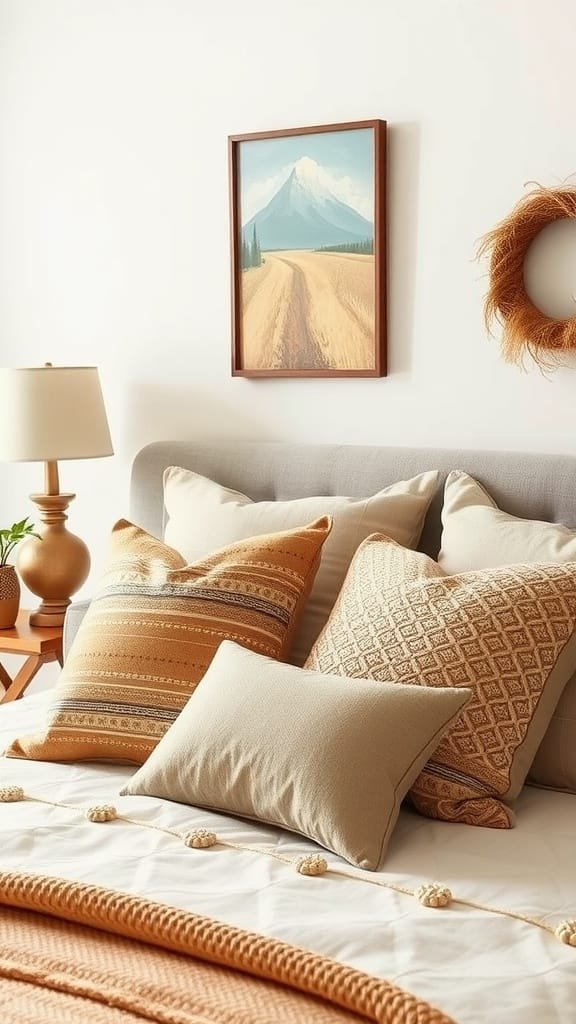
[0,364,113,626]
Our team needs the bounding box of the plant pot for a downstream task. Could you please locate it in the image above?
[0,565,20,629]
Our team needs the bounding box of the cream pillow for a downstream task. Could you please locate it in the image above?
[121,640,470,870]
[306,536,576,828]
[163,466,438,666]
[439,470,576,794]
[439,471,576,573]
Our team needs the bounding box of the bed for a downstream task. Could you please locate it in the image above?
[1,440,575,1024]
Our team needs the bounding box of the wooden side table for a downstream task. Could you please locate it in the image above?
[0,610,63,703]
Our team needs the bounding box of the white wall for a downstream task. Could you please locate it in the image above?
[1,0,576,591]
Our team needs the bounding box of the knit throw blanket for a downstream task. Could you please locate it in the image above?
[0,871,454,1024]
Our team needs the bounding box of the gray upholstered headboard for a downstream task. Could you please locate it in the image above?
[64,440,576,658]
[130,440,576,560]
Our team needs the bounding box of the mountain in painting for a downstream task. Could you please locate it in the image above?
[242,157,373,250]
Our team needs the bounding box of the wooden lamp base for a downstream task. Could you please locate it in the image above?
[16,492,90,628]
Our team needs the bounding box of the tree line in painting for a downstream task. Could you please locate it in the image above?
[241,226,263,269]
[316,238,374,255]
[241,228,374,271]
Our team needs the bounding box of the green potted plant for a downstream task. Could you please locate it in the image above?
[0,518,40,629]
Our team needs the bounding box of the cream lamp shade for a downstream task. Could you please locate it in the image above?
[0,366,113,463]
[0,365,113,627]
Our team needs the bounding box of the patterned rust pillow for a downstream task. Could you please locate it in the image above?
[6,516,331,765]
[306,535,576,828]
[439,469,576,795]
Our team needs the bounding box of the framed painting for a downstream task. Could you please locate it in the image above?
[229,119,386,378]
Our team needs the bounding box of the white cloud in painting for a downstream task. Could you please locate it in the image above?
[242,166,293,222]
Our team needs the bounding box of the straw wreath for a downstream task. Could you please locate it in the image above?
[477,185,576,368]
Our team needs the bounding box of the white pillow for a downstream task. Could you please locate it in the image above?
[439,470,576,794]
[163,466,438,666]
[439,470,576,574]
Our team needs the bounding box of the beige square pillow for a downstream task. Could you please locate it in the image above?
[306,535,576,828]
[439,470,576,793]
[5,516,331,765]
[121,641,470,870]
[163,465,439,666]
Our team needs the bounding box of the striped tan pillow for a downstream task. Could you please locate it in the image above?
[306,535,576,828]
[5,516,331,764]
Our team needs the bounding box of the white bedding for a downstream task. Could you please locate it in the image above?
[0,692,574,1024]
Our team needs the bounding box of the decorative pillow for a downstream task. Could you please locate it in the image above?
[121,641,470,870]
[163,465,439,666]
[306,535,576,828]
[439,470,576,794]
[5,516,331,765]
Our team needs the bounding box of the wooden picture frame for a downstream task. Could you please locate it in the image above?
[229,119,387,378]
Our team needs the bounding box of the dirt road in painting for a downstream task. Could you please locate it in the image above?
[240,251,375,370]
